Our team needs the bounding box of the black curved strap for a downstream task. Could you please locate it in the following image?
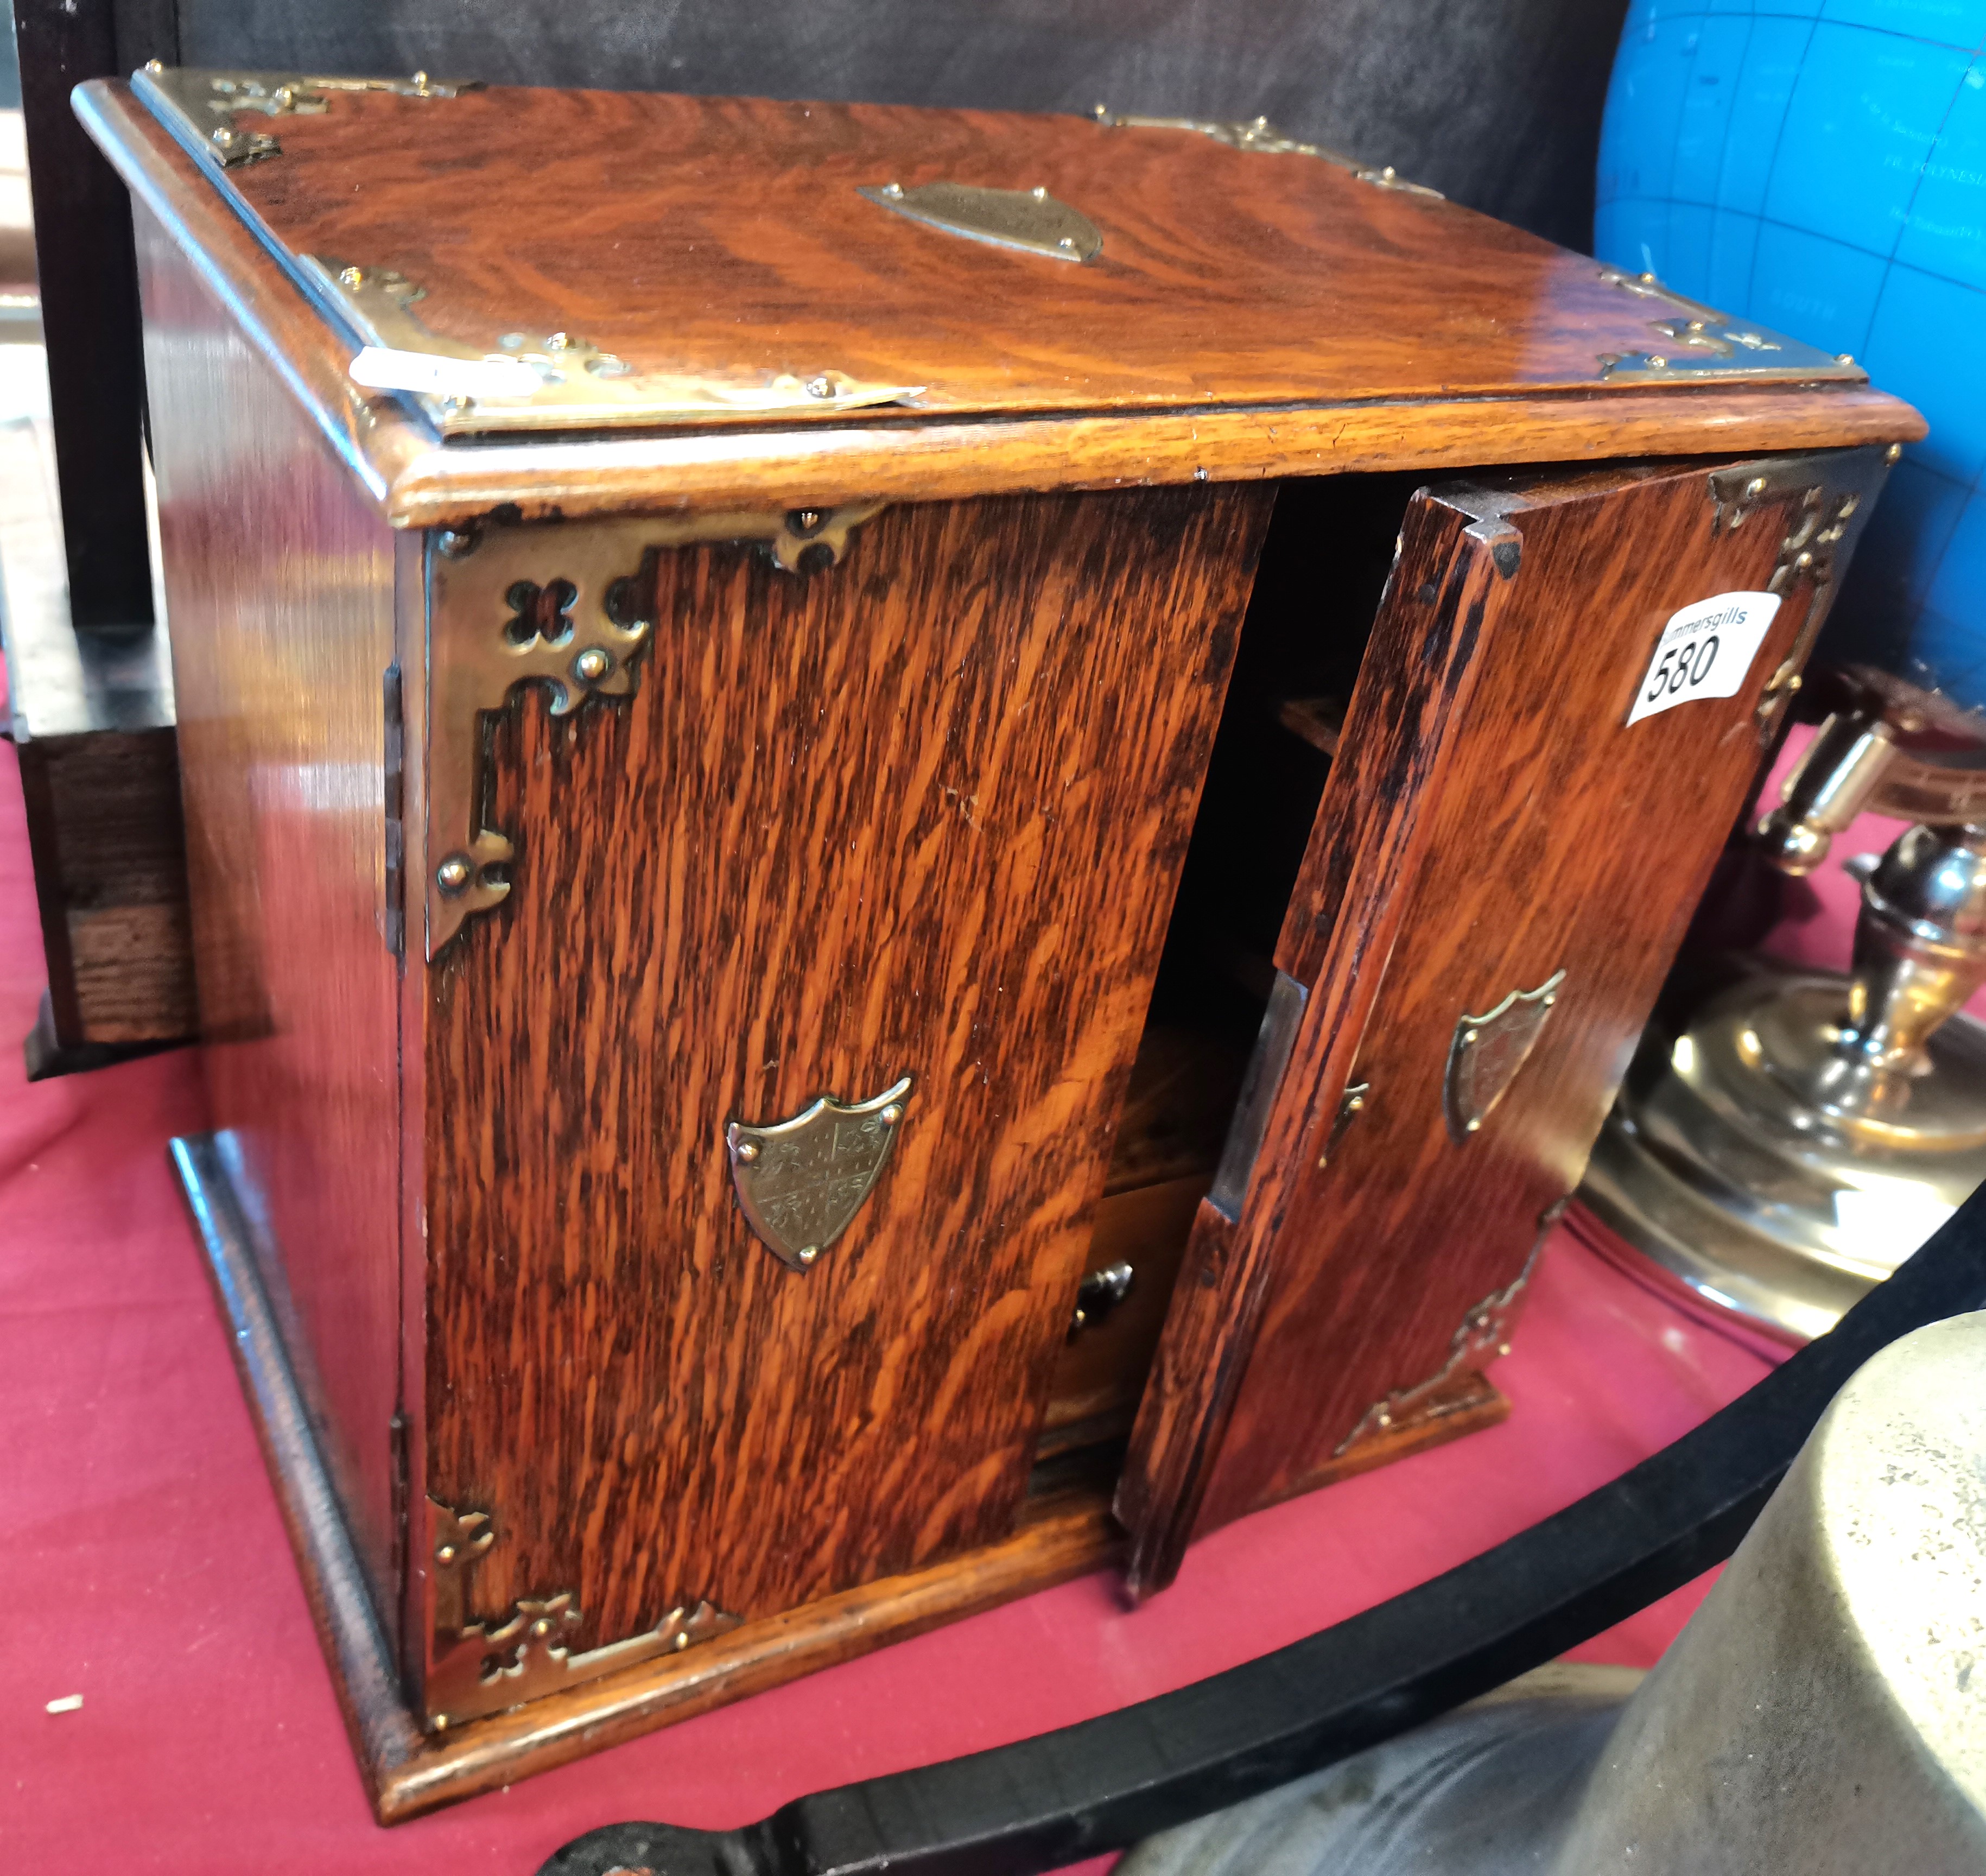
[542,1197,1986,1876]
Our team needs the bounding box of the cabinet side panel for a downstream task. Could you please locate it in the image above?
[424,485,1270,1646]
[136,205,403,1612]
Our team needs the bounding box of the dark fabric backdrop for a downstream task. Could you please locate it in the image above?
[170,0,1628,253]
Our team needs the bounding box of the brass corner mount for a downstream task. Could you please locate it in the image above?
[136,63,479,170]
[1594,267,1864,385]
[423,1498,741,1732]
[1335,1195,1570,1455]
[1092,104,1443,198]
[423,504,886,957]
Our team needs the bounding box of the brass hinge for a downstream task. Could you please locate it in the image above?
[1318,1080,1370,1169]
[388,1409,409,1623]
[382,663,405,961]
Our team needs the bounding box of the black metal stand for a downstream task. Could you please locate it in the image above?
[539,1188,1986,1876]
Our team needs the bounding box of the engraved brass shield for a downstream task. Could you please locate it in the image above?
[1444,971,1565,1143]
[726,1076,912,1271]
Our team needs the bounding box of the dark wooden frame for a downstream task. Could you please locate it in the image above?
[3,0,196,1071]
[14,0,173,629]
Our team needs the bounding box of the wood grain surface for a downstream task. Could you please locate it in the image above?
[163,0,1626,255]
[420,484,1270,1658]
[195,86,1864,423]
[372,388,1925,531]
[12,725,196,1043]
[138,202,406,1618]
[1115,491,1510,1593]
[381,1479,1119,1822]
[1042,1021,1252,1441]
[72,80,434,504]
[1044,1173,1207,1441]
[1122,449,1893,1592]
[176,1130,1120,1823]
[75,81,1921,534]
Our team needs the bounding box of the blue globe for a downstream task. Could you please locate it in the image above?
[1597,1,1986,705]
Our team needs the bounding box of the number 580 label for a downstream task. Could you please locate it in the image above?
[1625,591,1780,726]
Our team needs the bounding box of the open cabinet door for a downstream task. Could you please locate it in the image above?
[1116,445,1894,1598]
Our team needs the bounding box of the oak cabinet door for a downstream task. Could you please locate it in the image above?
[1116,447,1892,1595]
[417,484,1274,1665]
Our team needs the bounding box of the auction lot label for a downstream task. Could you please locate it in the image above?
[1626,591,1780,725]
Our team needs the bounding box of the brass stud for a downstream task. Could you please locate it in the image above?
[1058,236,1077,251]
[797,1245,820,1266]
[804,375,835,399]
[1887,443,1904,462]
[735,1140,760,1163]
[1745,476,1768,499]
[880,1104,903,1126]
[883,181,904,198]
[338,265,365,288]
[436,1544,457,1566]
[1836,352,1855,365]
[145,59,164,74]
[573,647,611,682]
[435,856,473,892]
[436,527,477,558]
[1463,1029,1479,1045]
[1031,186,1048,201]
[1467,1118,1482,1133]
[673,1631,690,1651]
[531,1618,553,1638]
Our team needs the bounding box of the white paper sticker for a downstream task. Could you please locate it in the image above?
[1625,591,1780,725]
[348,346,543,402]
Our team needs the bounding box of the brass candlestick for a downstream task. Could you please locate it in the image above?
[1581,680,1986,1341]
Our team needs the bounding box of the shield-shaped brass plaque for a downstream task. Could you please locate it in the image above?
[1444,971,1566,1144]
[725,1075,912,1271]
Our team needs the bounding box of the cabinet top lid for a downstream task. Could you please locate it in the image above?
[109,65,1875,442]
